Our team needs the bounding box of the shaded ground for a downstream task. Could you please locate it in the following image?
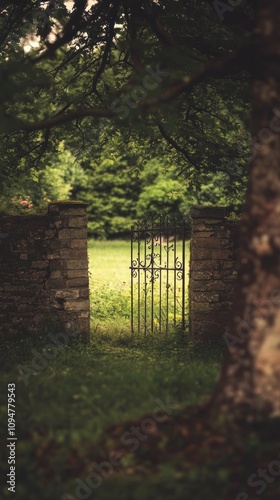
[1,333,279,500]
[60,406,280,500]
[0,333,219,499]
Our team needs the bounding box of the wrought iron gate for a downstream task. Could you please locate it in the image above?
[130,215,187,335]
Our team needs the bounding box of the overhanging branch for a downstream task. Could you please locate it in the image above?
[157,123,196,168]
[19,107,116,132]
[12,43,252,133]
[32,0,89,63]
[140,45,251,111]
[91,0,121,95]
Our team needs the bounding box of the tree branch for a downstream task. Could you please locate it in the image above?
[123,0,146,72]
[140,45,251,112]
[91,0,121,94]
[157,123,196,167]
[140,6,180,49]
[206,0,255,32]
[12,43,252,133]
[32,0,88,63]
[18,107,116,132]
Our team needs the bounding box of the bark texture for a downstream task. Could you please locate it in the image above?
[211,0,280,421]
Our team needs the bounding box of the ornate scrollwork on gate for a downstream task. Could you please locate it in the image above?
[130,214,187,335]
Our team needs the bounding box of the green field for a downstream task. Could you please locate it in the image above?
[88,239,190,335]
[88,239,132,334]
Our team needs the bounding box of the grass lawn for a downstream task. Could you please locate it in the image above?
[88,239,132,334]
[1,240,278,500]
[0,333,223,500]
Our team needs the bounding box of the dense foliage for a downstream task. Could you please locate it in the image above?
[0,136,243,236]
[0,0,254,230]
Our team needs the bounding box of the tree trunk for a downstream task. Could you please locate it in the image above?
[211,0,280,421]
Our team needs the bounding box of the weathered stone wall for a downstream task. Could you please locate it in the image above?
[189,206,239,341]
[0,201,90,339]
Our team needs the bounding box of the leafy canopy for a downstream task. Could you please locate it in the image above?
[0,0,254,204]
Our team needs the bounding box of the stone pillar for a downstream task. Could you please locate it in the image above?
[0,201,90,339]
[189,206,239,341]
[47,201,90,340]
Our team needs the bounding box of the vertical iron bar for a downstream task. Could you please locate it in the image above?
[174,221,177,327]
[138,229,141,335]
[151,217,154,334]
[182,219,186,331]
[131,227,134,334]
[144,228,147,336]
[159,215,162,333]
[166,216,169,334]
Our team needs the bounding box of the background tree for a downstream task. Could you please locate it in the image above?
[77,143,141,238]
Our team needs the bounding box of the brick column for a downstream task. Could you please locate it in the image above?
[47,201,90,340]
[189,206,238,341]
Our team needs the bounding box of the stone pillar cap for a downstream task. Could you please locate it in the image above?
[190,205,227,219]
[48,201,88,213]
[49,201,88,207]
